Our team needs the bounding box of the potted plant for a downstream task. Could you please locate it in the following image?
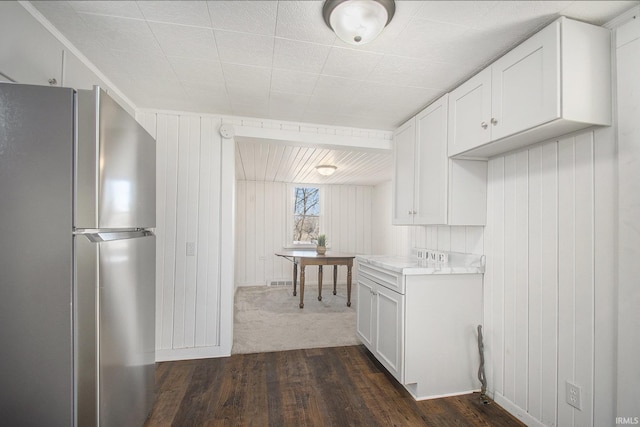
[316,234,327,255]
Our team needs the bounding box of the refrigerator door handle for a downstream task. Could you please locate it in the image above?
[76,229,154,242]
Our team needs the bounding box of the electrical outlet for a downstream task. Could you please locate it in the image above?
[566,381,582,410]
[186,242,196,257]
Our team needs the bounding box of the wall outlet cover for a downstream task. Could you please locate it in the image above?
[566,380,582,410]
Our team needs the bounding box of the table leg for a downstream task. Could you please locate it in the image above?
[293,262,297,296]
[318,265,323,301]
[333,265,338,295]
[299,266,305,309]
[346,266,352,307]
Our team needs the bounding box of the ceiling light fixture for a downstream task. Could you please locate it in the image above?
[323,0,395,46]
[316,165,338,176]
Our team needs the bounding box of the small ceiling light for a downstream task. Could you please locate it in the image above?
[316,165,338,176]
[323,0,395,46]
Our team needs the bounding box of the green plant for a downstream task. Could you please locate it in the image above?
[316,234,326,247]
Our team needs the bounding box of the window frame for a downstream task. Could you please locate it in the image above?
[284,184,327,249]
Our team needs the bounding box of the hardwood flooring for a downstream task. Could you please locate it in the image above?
[145,345,524,427]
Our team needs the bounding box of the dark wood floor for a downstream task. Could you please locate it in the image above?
[145,345,524,427]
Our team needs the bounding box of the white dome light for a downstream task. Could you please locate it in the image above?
[323,0,395,46]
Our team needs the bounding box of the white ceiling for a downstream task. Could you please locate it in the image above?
[29,0,637,185]
[31,0,636,131]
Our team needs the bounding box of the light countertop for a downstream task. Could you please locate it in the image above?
[356,252,485,275]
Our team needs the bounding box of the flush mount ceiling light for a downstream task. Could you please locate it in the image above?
[316,165,338,176]
[323,0,395,45]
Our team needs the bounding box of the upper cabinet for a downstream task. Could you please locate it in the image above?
[392,94,487,226]
[448,17,611,159]
[0,2,63,86]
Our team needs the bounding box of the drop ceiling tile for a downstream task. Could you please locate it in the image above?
[149,22,217,60]
[227,85,270,107]
[366,55,461,89]
[275,1,336,45]
[231,103,270,119]
[207,1,277,35]
[214,30,274,68]
[222,63,272,90]
[108,49,177,81]
[167,57,224,85]
[320,47,383,80]
[77,13,163,55]
[69,1,144,19]
[414,1,498,27]
[271,69,319,96]
[273,39,331,73]
[137,1,211,27]
[559,1,639,25]
[182,83,231,113]
[473,1,571,32]
[388,16,470,59]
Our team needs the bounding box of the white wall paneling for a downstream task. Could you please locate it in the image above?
[137,111,234,362]
[615,13,640,420]
[236,181,373,287]
[484,128,616,426]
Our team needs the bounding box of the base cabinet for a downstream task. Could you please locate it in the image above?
[357,262,483,400]
[356,275,404,381]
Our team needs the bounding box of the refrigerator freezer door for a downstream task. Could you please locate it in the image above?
[0,83,75,425]
[75,87,156,230]
[96,232,156,427]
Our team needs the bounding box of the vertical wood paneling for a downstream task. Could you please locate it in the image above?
[158,114,179,351]
[486,129,615,427]
[236,182,374,286]
[527,145,543,420]
[203,117,222,347]
[153,112,229,361]
[514,151,528,409]
[540,142,558,427]
[183,117,201,349]
[557,136,576,427]
[491,157,506,396]
[592,127,616,426]
[194,118,212,347]
[572,133,594,427]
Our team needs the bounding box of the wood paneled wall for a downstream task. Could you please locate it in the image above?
[484,128,617,426]
[235,181,373,286]
[137,112,235,362]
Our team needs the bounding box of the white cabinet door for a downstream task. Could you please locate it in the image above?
[448,68,491,157]
[375,284,405,382]
[356,278,375,351]
[392,118,416,225]
[491,20,560,140]
[414,95,448,225]
[0,2,63,86]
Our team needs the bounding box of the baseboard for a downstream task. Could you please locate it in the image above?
[156,345,231,362]
[493,392,546,427]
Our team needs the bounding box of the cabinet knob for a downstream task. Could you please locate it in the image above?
[481,121,488,129]
[48,78,57,86]
[491,118,498,125]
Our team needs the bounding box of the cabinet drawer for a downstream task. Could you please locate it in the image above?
[359,263,404,294]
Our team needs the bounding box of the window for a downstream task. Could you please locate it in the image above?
[293,186,320,244]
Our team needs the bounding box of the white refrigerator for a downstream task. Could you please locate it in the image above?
[0,82,156,426]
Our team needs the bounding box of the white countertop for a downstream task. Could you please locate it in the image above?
[356,252,485,275]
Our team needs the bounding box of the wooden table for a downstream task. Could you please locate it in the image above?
[275,250,356,309]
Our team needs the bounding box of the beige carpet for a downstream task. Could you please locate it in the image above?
[232,284,359,354]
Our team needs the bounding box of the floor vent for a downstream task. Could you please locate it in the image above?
[267,280,293,287]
